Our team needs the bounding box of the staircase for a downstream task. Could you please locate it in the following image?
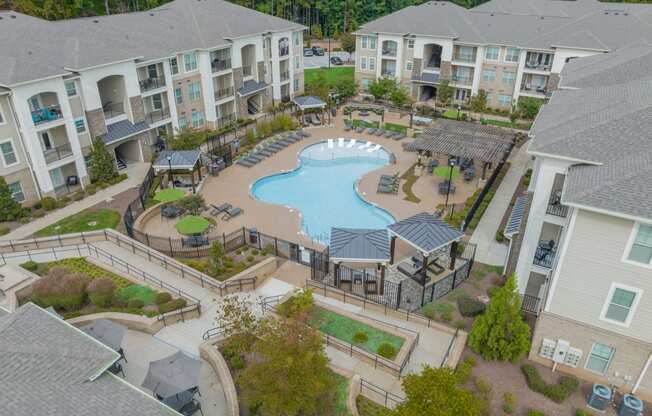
[115,156,127,170]
[247,100,259,115]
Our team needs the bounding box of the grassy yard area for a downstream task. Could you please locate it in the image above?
[356,396,392,416]
[443,109,465,119]
[305,66,355,88]
[333,373,352,416]
[400,163,421,203]
[351,119,380,129]
[34,208,120,237]
[308,306,405,358]
[383,122,407,134]
[481,118,532,131]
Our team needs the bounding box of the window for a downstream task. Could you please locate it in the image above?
[455,89,468,101]
[8,181,24,202]
[627,224,652,265]
[178,117,188,130]
[188,82,201,102]
[586,343,614,374]
[183,53,198,72]
[482,68,496,82]
[408,39,415,49]
[601,284,641,326]
[369,58,376,71]
[505,47,520,63]
[499,94,512,107]
[294,56,301,70]
[169,57,179,75]
[361,36,368,49]
[360,57,367,71]
[502,70,516,85]
[174,88,183,104]
[293,32,301,47]
[485,46,499,61]
[65,81,77,97]
[0,103,5,124]
[74,117,86,133]
[369,37,376,50]
[405,61,413,71]
[191,110,204,129]
[361,79,371,91]
[152,94,163,110]
[0,139,18,167]
[293,79,300,93]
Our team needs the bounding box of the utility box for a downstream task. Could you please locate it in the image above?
[553,339,570,363]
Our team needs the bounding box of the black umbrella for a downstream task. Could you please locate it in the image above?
[80,319,126,352]
[142,351,202,398]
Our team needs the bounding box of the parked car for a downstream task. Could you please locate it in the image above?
[312,47,325,56]
[303,48,314,57]
[329,56,343,65]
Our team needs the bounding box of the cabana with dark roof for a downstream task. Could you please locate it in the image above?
[293,95,327,126]
[329,228,390,295]
[153,150,204,193]
[388,212,463,285]
[406,119,513,179]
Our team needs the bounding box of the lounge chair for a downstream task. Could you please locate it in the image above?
[268,143,286,151]
[251,151,268,159]
[210,203,232,215]
[346,139,356,148]
[237,159,256,167]
[277,138,294,146]
[375,129,385,137]
[367,127,377,134]
[355,126,364,133]
[384,130,394,138]
[288,132,302,141]
[257,148,275,157]
[394,132,406,141]
[297,129,311,138]
[222,207,243,220]
[377,183,398,194]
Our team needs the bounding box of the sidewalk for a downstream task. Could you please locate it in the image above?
[2,163,149,240]
[469,144,530,266]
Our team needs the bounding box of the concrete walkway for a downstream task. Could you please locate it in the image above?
[2,163,150,240]
[470,144,531,266]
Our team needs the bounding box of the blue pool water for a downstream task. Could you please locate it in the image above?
[251,140,395,243]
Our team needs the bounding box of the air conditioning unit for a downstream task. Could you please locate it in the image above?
[539,338,556,360]
[553,339,570,364]
[619,394,643,416]
[587,384,612,411]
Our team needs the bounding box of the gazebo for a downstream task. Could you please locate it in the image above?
[388,212,463,285]
[153,150,204,193]
[293,95,327,126]
[329,228,390,295]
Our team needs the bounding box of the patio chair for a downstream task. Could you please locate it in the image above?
[222,207,243,220]
[210,203,232,216]
[394,132,406,141]
[384,130,394,138]
[463,166,476,182]
[236,158,256,168]
[375,129,385,137]
[297,128,311,138]
[355,126,365,133]
[377,182,398,194]
[438,181,456,195]
[367,127,377,134]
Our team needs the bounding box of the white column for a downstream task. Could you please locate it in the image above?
[512,49,528,103]
[471,46,484,95]
[199,51,217,122]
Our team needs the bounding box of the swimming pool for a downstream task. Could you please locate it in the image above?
[251,139,396,243]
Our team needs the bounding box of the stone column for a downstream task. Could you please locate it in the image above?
[129,96,145,123]
[85,108,107,138]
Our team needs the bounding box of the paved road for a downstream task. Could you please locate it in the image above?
[304,51,354,68]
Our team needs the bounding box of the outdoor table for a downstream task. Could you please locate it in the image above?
[161,205,182,219]
[162,390,195,411]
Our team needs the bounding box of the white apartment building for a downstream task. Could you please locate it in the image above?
[511,44,652,400]
[353,0,652,109]
[0,0,305,205]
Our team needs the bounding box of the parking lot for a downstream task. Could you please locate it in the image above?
[303,51,355,68]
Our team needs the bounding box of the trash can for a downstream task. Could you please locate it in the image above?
[249,228,258,245]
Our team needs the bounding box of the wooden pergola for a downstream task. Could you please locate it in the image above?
[293,95,328,126]
[153,150,204,194]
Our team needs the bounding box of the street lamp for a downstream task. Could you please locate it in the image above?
[456,104,461,120]
[167,155,174,188]
[444,158,456,209]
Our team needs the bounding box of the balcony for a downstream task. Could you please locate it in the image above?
[242,65,253,77]
[520,83,547,95]
[145,107,171,124]
[521,294,541,315]
[533,242,556,268]
[216,113,236,128]
[43,143,73,164]
[525,52,553,71]
[211,59,232,73]
[280,71,290,82]
[546,192,569,217]
[139,76,166,93]
[214,86,234,101]
[381,71,396,79]
[452,75,472,85]
[32,105,63,126]
[102,102,125,119]
[281,95,291,103]
[382,47,397,57]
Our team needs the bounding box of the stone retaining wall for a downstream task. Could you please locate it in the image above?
[199,341,239,416]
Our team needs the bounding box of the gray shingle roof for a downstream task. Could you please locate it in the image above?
[153,150,201,170]
[504,194,528,237]
[329,228,390,262]
[0,303,180,416]
[293,95,326,108]
[102,119,151,145]
[238,79,268,96]
[388,212,463,255]
[0,0,304,86]
[356,0,652,52]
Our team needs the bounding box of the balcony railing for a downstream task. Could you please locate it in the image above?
[381,71,396,79]
[31,105,63,125]
[145,107,171,124]
[521,84,547,94]
[382,48,397,57]
[139,76,166,92]
[546,192,569,217]
[279,46,289,57]
[525,62,552,71]
[43,143,73,164]
[53,180,81,198]
[211,59,232,73]
[280,71,290,82]
[216,113,236,128]
[281,95,291,103]
[452,75,472,85]
[521,294,541,315]
[102,102,125,119]
[214,86,234,101]
[242,65,253,77]
[453,53,475,63]
[533,245,556,268]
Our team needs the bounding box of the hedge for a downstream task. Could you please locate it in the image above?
[521,364,579,403]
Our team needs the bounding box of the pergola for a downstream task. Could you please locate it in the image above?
[329,227,390,295]
[293,95,327,125]
[407,118,513,178]
[387,212,463,286]
[153,150,203,194]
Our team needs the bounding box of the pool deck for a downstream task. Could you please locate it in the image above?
[141,115,481,248]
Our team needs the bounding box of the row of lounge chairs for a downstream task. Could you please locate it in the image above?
[343,121,407,141]
[378,173,400,194]
[236,130,311,168]
[303,113,322,126]
[210,203,243,221]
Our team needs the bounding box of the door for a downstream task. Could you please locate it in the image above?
[29,96,41,112]
[49,167,65,189]
[40,132,53,150]
[147,64,158,79]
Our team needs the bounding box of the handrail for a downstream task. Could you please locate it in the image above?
[440,328,459,368]
[359,378,405,408]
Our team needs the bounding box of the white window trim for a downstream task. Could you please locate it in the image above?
[183,53,198,73]
[0,103,6,126]
[0,138,19,168]
[8,181,25,202]
[360,56,367,71]
[622,222,652,269]
[65,81,78,97]
[369,57,376,71]
[485,46,500,61]
[407,39,415,49]
[505,48,520,63]
[599,282,642,328]
[74,117,86,133]
[585,342,615,375]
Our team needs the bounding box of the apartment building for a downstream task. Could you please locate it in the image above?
[512,44,652,400]
[354,0,652,109]
[0,0,304,205]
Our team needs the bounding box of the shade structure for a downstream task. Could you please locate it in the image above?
[153,150,202,172]
[388,212,463,256]
[79,319,126,352]
[329,228,390,263]
[142,351,202,398]
[292,95,327,110]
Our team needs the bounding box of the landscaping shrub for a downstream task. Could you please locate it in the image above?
[159,298,187,314]
[455,357,475,384]
[0,226,9,236]
[0,177,25,221]
[356,396,392,416]
[156,292,173,305]
[421,302,454,321]
[495,230,505,242]
[473,376,493,401]
[528,411,545,416]
[454,319,467,330]
[30,267,89,311]
[127,299,145,309]
[457,296,486,317]
[503,392,516,414]
[575,410,592,416]
[352,331,368,344]
[86,184,97,195]
[521,364,579,403]
[87,277,115,307]
[246,255,255,263]
[32,209,45,218]
[19,217,29,224]
[20,261,39,272]
[252,249,259,255]
[377,342,397,359]
[41,197,57,211]
[72,191,85,201]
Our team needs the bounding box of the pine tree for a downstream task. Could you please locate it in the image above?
[468,274,531,362]
[0,177,24,221]
[89,137,117,184]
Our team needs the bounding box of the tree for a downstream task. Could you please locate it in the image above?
[390,85,411,108]
[394,365,485,416]
[305,70,330,101]
[175,194,205,215]
[469,89,487,113]
[340,32,356,60]
[468,274,531,362]
[0,177,24,221]
[368,78,395,101]
[207,241,225,277]
[437,80,454,107]
[215,294,260,356]
[334,77,358,99]
[89,137,118,184]
[167,129,206,150]
[516,97,544,120]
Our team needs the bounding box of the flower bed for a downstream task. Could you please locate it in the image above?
[181,244,273,282]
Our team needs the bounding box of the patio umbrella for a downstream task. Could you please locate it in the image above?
[79,319,126,352]
[142,351,202,398]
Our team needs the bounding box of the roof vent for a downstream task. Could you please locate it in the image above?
[149,12,154,16]
[10,15,16,19]
[93,19,99,23]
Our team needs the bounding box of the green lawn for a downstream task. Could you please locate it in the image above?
[116,284,158,305]
[153,188,185,203]
[333,373,352,416]
[33,257,133,289]
[443,109,465,119]
[175,215,210,235]
[309,307,405,358]
[35,208,120,237]
[400,163,421,203]
[433,166,461,180]
[481,118,532,130]
[305,67,355,88]
[383,122,408,134]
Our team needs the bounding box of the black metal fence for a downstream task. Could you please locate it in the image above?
[419,243,476,306]
[359,378,405,409]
